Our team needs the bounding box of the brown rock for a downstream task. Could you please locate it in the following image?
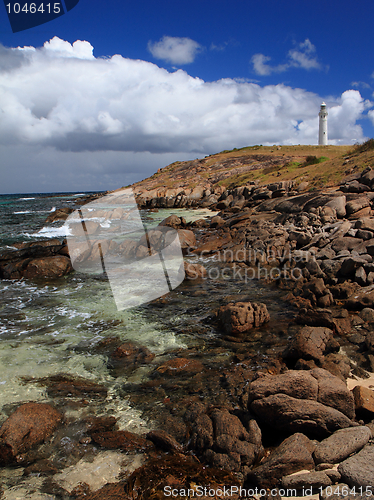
[331,237,363,252]
[183,261,207,279]
[118,239,138,259]
[23,459,59,476]
[314,426,371,464]
[246,433,315,487]
[189,413,214,452]
[283,326,339,363]
[177,229,197,252]
[249,370,319,403]
[217,301,270,334]
[193,233,232,255]
[352,386,374,414]
[346,197,370,216]
[39,374,108,398]
[338,443,374,487]
[159,215,183,229]
[0,403,62,465]
[146,430,183,453]
[311,367,355,419]
[210,408,248,441]
[250,394,352,436]
[112,342,155,365]
[84,416,117,434]
[356,217,374,232]
[45,207,73,223]
[282,471,332,489]
[23,255,73,278]
[348,206,372,219]
[210,216,225,227]
[156,357,203,376]
[91,430,152,452]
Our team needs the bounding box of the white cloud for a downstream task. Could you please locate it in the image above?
[368,109,374,126]
[252,39,326,75]
[0,37,371,193]
[351,81,371,90]
[288,39,322,70]
[147,36,202,65]
[251,54,288,76]
[41,36,94,59]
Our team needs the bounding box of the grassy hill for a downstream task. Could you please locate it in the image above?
[131,140,374,193]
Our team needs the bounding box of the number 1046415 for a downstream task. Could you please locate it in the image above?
[5,3,61,14]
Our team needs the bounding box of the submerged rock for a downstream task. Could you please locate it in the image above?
[0,402,62,465]
[216,301,270,334]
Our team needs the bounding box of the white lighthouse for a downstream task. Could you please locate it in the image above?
[318,102,328,145]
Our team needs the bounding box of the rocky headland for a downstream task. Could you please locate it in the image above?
[1,142,374,498]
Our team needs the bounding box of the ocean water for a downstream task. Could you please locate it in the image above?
[0,192,293,497]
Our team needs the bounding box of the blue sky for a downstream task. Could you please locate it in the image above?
[1,0,374,193]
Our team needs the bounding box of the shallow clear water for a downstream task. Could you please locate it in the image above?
[0,192,294,497]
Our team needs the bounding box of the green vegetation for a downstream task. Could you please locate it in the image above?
[218,145,263,155]
[301,155,329,167]
[286,161,301,171]
[349,138,374,155]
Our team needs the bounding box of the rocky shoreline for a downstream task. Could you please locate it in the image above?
[1,166,374,498]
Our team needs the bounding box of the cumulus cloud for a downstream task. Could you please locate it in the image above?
[288,39,322,70]
[368,109,374,127]
[252,39,326,75]
[0,37,371,192]
[251,54,288,76]
[147,36,202,65]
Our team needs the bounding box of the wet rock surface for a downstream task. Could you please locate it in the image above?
[0,239,72,279]
[0,402,62,465]
[6,163,374,493]
[217,301,270,334]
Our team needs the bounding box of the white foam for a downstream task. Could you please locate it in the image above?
[18,197,35,200]
[54,451,143,493]
[30,225,71,238]
[13,211,32,214]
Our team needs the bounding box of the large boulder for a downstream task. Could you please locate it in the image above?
[177,229,197,253]
[216,301,270,334]
[250,394,352,437]
[283,326,340,363]
[23,255,73,279]
[188,407,263,473]
[282,471,332,490]
[159,215,184,229]
[314,426,371,464]
[248,369,355,436]
[311,367,355,419]
[338,444,374,487]
[246,433,315,487]
[352,385,374,415]
[0,403,62,465]
[248,370,319,402]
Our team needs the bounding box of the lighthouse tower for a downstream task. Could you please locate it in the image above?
[318,102,328,145]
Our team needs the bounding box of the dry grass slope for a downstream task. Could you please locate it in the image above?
[130,141,374,193]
